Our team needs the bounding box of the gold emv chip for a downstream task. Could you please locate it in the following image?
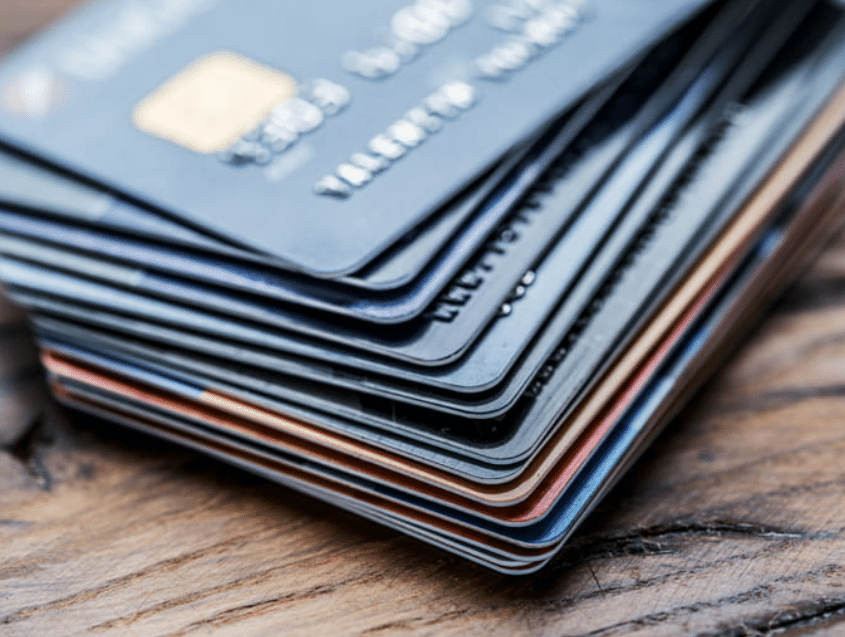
[132,51,297,154]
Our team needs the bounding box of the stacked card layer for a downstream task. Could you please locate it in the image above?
[0,0,845,573]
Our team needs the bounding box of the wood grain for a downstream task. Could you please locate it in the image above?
[2,2,845,636]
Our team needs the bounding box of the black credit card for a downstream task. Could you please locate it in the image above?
[0,0,715,276]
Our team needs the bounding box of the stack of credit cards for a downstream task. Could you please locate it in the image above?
[0,0,844,573]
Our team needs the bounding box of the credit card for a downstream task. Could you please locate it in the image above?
[0,101,560,296]
[0,0,718,275]
[0,17,694,323]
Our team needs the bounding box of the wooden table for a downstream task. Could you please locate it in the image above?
[3,3,845,635]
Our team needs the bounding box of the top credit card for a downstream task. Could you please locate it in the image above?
[0,0,711,276]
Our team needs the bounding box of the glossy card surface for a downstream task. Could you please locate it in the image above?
[0,0,713,275]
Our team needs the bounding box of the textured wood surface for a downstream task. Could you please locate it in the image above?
[3,3,845,636]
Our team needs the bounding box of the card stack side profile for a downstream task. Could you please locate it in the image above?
[0,0,844,573]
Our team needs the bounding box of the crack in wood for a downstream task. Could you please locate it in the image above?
[774,274,845,314]
[576,565,845,637]
[161,575,382,637]
[0,529,310,626]
[555,520,809,563]
[0,322,31,339]
[2,413,53,490]
[474,522,817,612]
[357,609,471,636]
[717,384,845,415]
[505,542,782,618]
[697,597,845,636]
[86,540,379,632]
[626,445,845,511]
